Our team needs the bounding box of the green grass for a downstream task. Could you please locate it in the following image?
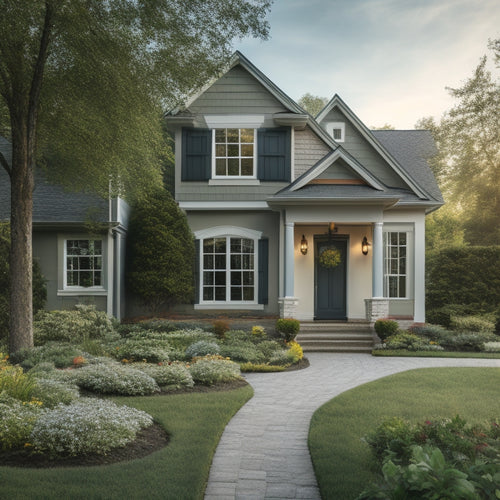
[309,367,500,500]
[0,385,253,499]
[372,349,500,358]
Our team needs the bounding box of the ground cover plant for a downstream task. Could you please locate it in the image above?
[309,367,500,499]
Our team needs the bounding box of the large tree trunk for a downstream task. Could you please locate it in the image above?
[9,129,34,353]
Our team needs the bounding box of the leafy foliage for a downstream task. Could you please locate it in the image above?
[276,318,300,342]
[185,341,220,359]
[127,188,195,313]
[374,319,399,341]
[135,362,194,391]
[297,93,328,116]
[426,246,500,311]
[188,356,241,386]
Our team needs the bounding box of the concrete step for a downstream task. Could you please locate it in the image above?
[300,344,373,353]
[299,322,372,334]
[297,332,373,341]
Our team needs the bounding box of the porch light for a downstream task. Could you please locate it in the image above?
[362,236,370,255]
[300,235,308,255]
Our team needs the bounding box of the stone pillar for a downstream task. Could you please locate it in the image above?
[365,298,389,323]
[372,222,383,298]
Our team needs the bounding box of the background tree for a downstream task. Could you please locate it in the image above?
[419,39,499,246]
[126,189,195,314]
[298,93,328,116]
[0,0,272,352]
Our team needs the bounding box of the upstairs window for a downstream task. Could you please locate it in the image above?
[213,128,255,177]
[65,239,103,288]
[326,122,345,142]
[383,232,407,298]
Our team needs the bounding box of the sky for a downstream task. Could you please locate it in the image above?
[233,0,500,129]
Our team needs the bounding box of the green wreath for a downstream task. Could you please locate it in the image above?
[319,247,342,269]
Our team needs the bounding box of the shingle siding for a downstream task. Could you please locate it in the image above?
[293,126,331,179]
[188,66,287,115]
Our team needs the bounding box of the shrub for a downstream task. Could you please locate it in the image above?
[0,394,42,450]
[484,341,500,352]
[251,325,266,339]
[112,338,171,363]
[185,340,220,359]
[268,350,292,367]
[33,305,115,345]
[239,363,286,372]
[384,332,430,351]
[450,315,495,334]
[126,328,214,350]
[255,340,283,359]
[10,343,86,370]
[276,318,300,342]
[136,362,194,390]
[439,332,489,352]
[31,378,80,408]
[0,356,37,401]
[408,324,449,341]
[224,329,252,343]
[126,188,195,314]
[286,341,304,363]
[72,360,160,395]
[426,246,500,311]
[188,356,241,386]
[219,340,265,364]
[426,309,452,328]
[374,319,399,341]
[30,398,153,456]
[213,320,230,338]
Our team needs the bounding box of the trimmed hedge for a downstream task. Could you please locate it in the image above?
[426,246,500,311]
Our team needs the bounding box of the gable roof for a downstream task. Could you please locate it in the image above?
[316,95,433,200]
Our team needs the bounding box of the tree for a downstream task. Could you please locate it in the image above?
[371,124,395,130]
[126,189,195,314]
[297,93,328,116]
[0,0,271,352]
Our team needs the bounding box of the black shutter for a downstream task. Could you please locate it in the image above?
[258,238,269,305]
[194,239,200,304]
[257,127,291,182]
[182,128,211,181]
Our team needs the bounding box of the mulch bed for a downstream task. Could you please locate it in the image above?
[0,360,309,469]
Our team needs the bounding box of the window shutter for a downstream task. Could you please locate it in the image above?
[182,128,211,181]
[194,239,200,303]
[258,238,269,305]
[257,127,291,182]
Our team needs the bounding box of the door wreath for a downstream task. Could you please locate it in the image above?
[319,247,342,269]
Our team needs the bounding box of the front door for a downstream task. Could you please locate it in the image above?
[315,237,347,320]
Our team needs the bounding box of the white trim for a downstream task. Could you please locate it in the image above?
[57,289,107,297]
[179,201,270,210]
[204,115,265,128]
[195,304,264,310]
[194,226,262,240]
[325,122,345,142]
[212,128,257,179]
[209,179,261,186]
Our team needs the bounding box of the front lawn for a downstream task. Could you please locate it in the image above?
[309,367,500,499]
[0,385,253,499]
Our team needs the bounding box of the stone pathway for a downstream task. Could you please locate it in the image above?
[204,353,500,500]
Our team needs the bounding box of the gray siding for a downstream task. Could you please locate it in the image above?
[321,109,408,189]
[186,210,280,315]
[317,159,359,180]
[294,126,331,179]
[176,181,288,201]
[189,66,288,115]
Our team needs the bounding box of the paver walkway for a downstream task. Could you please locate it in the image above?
[204,353,500,499]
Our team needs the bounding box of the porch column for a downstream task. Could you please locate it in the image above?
[284,222,295,296]
[372,222,383,298]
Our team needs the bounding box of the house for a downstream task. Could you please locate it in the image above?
[0,51,443,325]
[165,52,443,323]
[0,136,129,320]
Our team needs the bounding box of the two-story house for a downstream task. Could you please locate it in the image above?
[165,51,443,323]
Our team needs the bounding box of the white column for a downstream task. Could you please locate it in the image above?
[414,215,426,323]
[284,222,295,296]
[372,222,383,298]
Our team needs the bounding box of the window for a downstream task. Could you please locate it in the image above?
[65,239,103,288]
[384,232,407,298]
[326,122,345,142]
[202,236,255,302]
[213,128,255,177]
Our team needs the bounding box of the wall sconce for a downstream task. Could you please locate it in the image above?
[300,235,308,255]
[362,236,370,255]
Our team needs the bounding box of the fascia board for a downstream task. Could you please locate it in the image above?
[267,196,401,207]
[178,201,270,211]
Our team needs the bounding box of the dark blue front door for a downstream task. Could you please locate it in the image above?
[315,237,347,320]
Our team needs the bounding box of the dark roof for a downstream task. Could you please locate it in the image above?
[0,138,108,224]
[371,130,443,203]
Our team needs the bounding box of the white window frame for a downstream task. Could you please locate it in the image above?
[325,122,345,142]
[212,128,257,179]
[195,226,262,308]
[63,238,106,292]
[383,231,409,299]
